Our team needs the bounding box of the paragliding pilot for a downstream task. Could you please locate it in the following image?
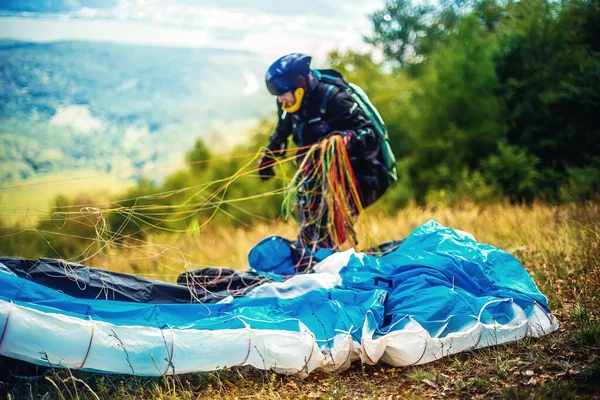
[258,53,398,265]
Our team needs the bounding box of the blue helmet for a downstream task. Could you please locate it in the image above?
[265,53,312,96]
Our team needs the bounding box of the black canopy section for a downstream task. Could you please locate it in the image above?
[0,257,196,303]
[0,257,273,304]
[0,239,403,305]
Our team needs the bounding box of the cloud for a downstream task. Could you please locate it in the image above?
[0,0,384,60]
[115,78,138,92]
[122,125,148,150]
[50,105,105,132]
[241,70,259,96]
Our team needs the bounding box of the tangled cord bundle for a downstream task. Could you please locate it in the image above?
[283,135,365,250]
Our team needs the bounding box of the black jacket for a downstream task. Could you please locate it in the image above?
[266,71,389,206]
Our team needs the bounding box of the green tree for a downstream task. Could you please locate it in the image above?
[409,15,504,200]
[37,194,104,260]
[367,0,468,70]
[186,138,211,177]
[480,141,540,201]
[0,219,47,258]
[106,177,161,240]
[495,0,600,198]
[327,50,417,158]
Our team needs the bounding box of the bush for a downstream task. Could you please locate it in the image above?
[480,141,539,202]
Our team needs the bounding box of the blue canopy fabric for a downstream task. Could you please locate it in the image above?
[0,220,558,375]
[341,221,549,335]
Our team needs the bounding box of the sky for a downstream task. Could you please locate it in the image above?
[0,0,385,61]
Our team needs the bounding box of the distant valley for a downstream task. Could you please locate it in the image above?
[0,40,273,186]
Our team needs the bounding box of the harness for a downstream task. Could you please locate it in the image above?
[312,69,399,187]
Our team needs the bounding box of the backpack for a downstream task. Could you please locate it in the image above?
[313,69,398,187]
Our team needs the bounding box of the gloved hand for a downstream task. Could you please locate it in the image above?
[258,151,276,181]
[327,131,354,152]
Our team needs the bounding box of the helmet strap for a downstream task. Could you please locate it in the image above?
[282,87,305,113]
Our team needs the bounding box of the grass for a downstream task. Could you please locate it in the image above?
[1,201,599,399]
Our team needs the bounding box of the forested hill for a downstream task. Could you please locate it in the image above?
[0,40,273,184]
